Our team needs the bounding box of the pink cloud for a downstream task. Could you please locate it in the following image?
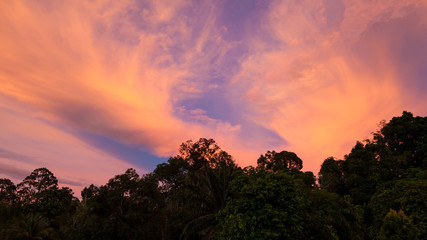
[1,0,426,182]
[0,1,259,172]
[230,0,427,173]
[0,104,135,196]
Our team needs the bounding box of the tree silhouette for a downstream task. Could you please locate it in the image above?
[0,178,17,204]
[257,150,303,172]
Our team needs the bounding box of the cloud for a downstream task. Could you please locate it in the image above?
[230,0,427,172]
[0,1,202,152]
[0,0,267,170]
[58,177,85,187]
[0,105,135,195]
[1,0,427,181]
[0,162,29,181]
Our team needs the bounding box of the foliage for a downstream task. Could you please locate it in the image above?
[76,169,164,239]
[368,179,427,238]
[318,157,346,195]
[215,168,305,240]
[0,178,17,204]
[257,150,303,172]
[377,209,418,240]
[17,168,58,204]
[301,191,364,240]
[318,111,427,239]
[154,138,237,240]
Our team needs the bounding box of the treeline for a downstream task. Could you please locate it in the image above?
[0,111,426,239]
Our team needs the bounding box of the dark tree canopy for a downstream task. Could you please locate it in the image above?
[257,150,303,172]
[318,111,427,239]
[154,138,237,239]
[318,157,347,195]
[380,111,427,169]
[18,168,58,193]
[377,209,418,240]
[216,168,305,240]
[17,167,61,207]
[0,178,17,204]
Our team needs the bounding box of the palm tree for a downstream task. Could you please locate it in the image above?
[12,213,56,240]
[178,140,237,240]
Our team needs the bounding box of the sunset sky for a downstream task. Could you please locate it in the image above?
[1,0,427,195]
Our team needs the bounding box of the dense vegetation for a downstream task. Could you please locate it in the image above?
[1,111,426,239]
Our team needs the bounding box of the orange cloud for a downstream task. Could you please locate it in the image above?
[0,0,255,172]
[231,0,427,173]
[1,0,427,182]
[0,104,133,196]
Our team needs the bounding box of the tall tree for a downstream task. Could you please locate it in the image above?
[380,111,427,170]
[318,157,347,195]
[257,150,303,173]
[17,168,58,204]
[342,141,382,205]
[0,178,17,204]
[368,179,427,238]
[16,168,76,228]
[76,169,163,239]
[301,190,364,240]
[216,168,305,240]
[155,138,237,240]
[377,209,418,240]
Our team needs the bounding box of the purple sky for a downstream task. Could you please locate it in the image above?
[1,0,427,196]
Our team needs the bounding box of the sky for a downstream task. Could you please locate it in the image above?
[1,0,427,196]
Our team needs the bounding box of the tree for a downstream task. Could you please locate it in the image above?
[76,169,164,239]
[81,184,99,205]
[180,158,237,239]
[377,209,418,240]
[14,167,77,240]
[318,111,427,238]
[17,168,58,204]
[216,168,305,240]
[318,157,347,195]
[154,138,237,240]
[294,170,317,189]
[154,156,189,193]
[368,179,427,238]
[380,111,427,170]
[0,178,17,204]
[341,141,383,205]
[11,213,56,240]
[301,191,364,240]
[257,150,303,172]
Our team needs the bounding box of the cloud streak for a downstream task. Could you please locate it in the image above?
[1,0,427,189]
[230,0,427,169]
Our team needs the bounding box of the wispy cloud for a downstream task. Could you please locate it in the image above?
[230,0,427,169]
[0,162,29,181]
[1,0,426,185]
[0,106,134,194]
